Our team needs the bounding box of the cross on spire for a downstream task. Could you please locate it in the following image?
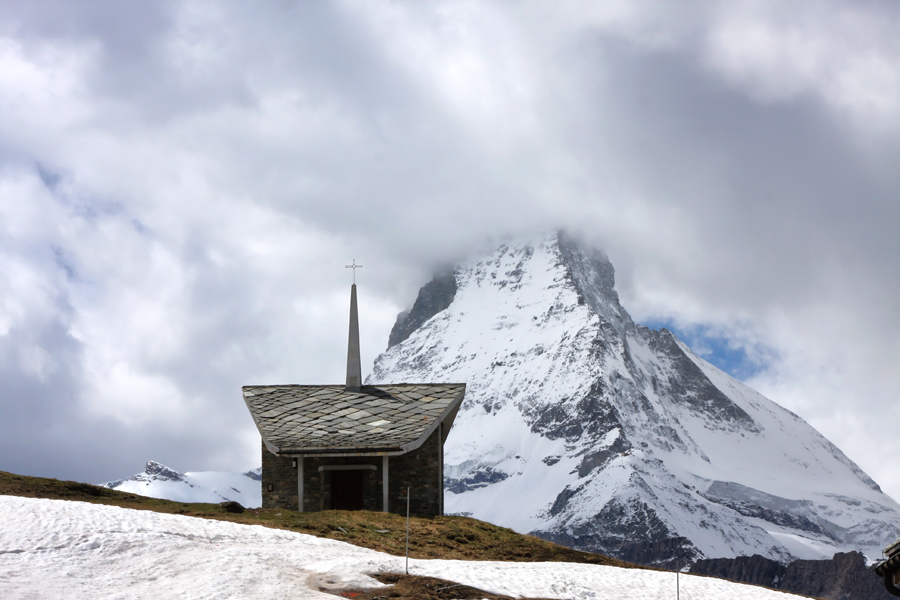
[345,259,363,284]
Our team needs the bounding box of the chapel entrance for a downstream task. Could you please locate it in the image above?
[330,469,364,510]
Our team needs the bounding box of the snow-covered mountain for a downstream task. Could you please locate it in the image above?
[100,460,261,507]
[369,231,900,568]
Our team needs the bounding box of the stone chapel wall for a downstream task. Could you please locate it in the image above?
[261,427,444,515]
[387,427,443,517]
[261,440,297,509]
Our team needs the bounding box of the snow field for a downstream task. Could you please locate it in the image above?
[1,495,807,599]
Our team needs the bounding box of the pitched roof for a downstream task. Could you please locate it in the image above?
[243,383,466,455]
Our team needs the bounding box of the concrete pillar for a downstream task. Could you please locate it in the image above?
[297,457,304,512]
[382,455,389,512]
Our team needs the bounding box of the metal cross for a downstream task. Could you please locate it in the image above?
[345,259,363,284]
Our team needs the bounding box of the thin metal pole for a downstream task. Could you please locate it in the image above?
[677,571,680,600]
[405,487,410,574]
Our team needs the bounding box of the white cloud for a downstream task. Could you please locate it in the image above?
[703,1,900,132]
[0,0,898,505]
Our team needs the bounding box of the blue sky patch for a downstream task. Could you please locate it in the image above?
[640,319,769,382]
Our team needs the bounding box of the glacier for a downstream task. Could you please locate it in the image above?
[369,231,900,568]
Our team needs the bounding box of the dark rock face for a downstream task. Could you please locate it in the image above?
[556,233,618,310]
[143,460,185,482]
[529,380,619,442]
[700,492,833,539]
[610,537,699,571]
[444,467,509,494]
[691,555,786,589]
[536,530,698,570]
[535,499,699,570]
[690,551,892,600]
[557,231,616,293]
[387,271,457,349]
[577,434,632,478]
[102,460,188,490]
[645,328,759,432]
[242,469,262,481]
[781,552,888,600]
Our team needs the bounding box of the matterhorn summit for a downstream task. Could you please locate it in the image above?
[369,231,900,568]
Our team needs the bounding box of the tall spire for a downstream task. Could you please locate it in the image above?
[345,260,363,391]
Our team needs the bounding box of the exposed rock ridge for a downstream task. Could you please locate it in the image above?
[142,460,186,482]
[690,552,891,600]
[387,270,458,348]
[643,328,759,432]
[556,231,633,338]
[104,460,187,488]
[690,554,786,589]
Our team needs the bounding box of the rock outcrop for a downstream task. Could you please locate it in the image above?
[690,552,889,600]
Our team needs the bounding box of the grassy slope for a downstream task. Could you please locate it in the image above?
[0,469,635,567]
[5,470,817,600]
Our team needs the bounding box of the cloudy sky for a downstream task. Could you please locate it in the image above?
[1,0,899,503]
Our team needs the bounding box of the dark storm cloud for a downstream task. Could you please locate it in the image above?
[568,39,900,305]
[0,0,898,500]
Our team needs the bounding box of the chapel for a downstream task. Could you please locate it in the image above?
[242,268,465,516]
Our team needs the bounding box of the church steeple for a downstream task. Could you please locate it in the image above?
[345,260,363,392]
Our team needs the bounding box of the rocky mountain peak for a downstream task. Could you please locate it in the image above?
[556,231,633,338]
[142,460,185,482]
[386,231,630,349]
[370,232,900,570]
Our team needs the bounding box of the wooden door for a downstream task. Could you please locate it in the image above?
[330,470,364,510]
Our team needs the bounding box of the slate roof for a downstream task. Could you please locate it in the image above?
[243,383,466,455]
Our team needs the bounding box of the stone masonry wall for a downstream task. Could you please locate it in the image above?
[388,427,443,517]
[261,440,298,509]
[260,426,445,516]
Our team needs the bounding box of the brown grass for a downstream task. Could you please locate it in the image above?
[2,469,824,600]
[332,573,558,600]
[0,468,634,567]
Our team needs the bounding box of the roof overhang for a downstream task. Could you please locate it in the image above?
[244,383,466,457]
[275,386,466,457]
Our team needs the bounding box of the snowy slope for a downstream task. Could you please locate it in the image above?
[100,460,262,508]
[369,232,900,568]
[0,495,809,599]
